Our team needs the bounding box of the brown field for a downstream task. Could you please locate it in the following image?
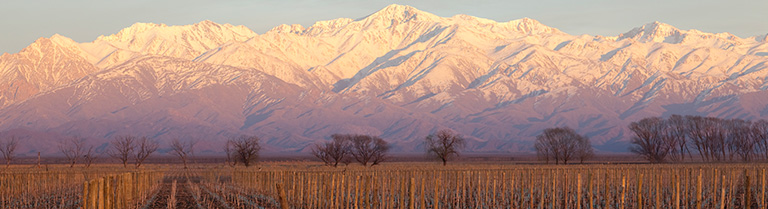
[1,161,767,208]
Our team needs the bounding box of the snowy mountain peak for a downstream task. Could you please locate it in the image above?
[618,21,682,43]
[504,17,560,34]
[86,20,256,63]
[357,4,440,26]
[48,34,79,47]
[97,22,167,42]
[96,20,255,43]
[268,24,307,34]
[191,20,254,35]
[617,21,747,46]
[22,34,80,54]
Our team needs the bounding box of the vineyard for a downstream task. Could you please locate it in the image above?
[1,163,767,208]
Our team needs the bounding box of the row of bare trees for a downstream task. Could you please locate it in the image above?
[107,136,161,168]
[56,135,162,168]
[629,115,768,163]
[58,137,97,168]
[312,134,391,167]
[0,133,265,168]
[535,127,594,164]
[313,129,470,167]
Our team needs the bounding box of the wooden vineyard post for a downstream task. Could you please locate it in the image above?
[409,177,415,209]
[493,175,497,208]
[730,171,736,209]
[103,176,110,209]
[720,175,725,209]
[529,171,534,209]
[355,175,360,209]
[552,170,557,209]
[89,179,98,209]
[363,175,370,209]
[331,174,336,209]
[539,173,544,209]
[638,173,643,209]
[420,176,426,209]
[746,169,751,209]
[762,169,766,209]
[502,172,508,209]
[604,168,609,208]
[512,170,516,209]
[83,181,89,209]
[577,172,582,209]
[697,169,702,209]
[589,171,594,209]
[675,173,680,209]
[97,178,104,209]
[655,173,660,209]
[349,174,355,209]
[477,172,482,209]
[277,182,289,209]
[108,175,115,209]
[620,174,625,209]
[684,169,690,209]
[433,176,438,209]
[563,171,571,207]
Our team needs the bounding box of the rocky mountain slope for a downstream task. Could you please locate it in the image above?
[1,5,766,155]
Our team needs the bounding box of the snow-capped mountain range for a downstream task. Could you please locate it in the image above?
[1,5,767,155]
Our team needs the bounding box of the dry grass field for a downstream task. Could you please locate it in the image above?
[1,162,766,208]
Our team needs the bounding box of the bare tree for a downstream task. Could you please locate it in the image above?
[347,134,390,167]
[109,135,135,168]
[753,120,768,160]
[727,119,755,162]
[629,117,671,163]
[228,135,261,167]
[665,115,690,162]
[535,140,552,164]
[134,137,159,168]
[224,140,237,167]
[691,116,732,162]
[685,115,706,161]
[59,137,86,168]
[170,138,197,169]
[577,136,594,164]
[312,134,351,167]
[424,129,466,166]
[535,127,587,164]
[0,136,19,168]
[83,146,98,168]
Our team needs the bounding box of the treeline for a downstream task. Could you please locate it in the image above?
[629,115,768,163]
[312,129,467,167]
[0,134,262,169]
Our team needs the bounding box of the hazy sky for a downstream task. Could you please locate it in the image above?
[2,0,766,54]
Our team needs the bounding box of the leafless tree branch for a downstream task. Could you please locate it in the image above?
[109,135,135,168]
[170,138,197,169]
[59,137,85,168]
[134,136,158,168]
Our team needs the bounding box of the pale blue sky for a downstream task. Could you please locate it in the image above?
[1,0,766,54]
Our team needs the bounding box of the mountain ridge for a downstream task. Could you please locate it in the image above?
[0,4,767,155]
